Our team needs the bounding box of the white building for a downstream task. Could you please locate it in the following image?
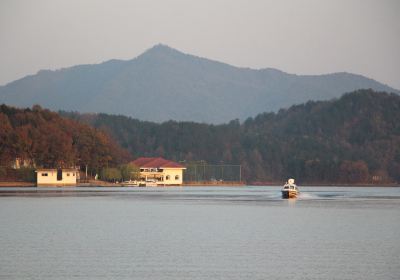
[36,168,78,186]
[131,157,186,186]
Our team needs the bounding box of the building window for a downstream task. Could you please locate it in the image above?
[166,175,170,180]
[73,173,75,176]
[175,175,179,180]
[42,173,48,177]
[66,173,70,176]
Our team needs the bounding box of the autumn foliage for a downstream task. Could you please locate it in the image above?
[0,104,131,174]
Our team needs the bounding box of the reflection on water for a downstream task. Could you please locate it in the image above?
[0,186,399,280]
[1,186,400,204]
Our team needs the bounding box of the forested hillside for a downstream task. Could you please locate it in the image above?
[63,89,400,184]
[0,105,131,176]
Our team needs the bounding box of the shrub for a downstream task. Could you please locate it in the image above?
[100,167,122,182]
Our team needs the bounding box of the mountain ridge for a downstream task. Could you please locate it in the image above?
[0,44,398,123]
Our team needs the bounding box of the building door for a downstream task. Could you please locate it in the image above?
[57,168,63,181]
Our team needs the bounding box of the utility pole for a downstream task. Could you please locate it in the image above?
[203,161,206,182]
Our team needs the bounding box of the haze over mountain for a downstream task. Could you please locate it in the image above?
[0,44,398,123]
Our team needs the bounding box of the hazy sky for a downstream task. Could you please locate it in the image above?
[1,0,399,89]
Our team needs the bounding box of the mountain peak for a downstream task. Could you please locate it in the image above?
[151,43,175,51]
[140,43,185,57]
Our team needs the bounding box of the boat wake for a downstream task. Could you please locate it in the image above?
[297,192,319,200]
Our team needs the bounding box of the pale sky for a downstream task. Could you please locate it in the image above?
[1,0,399,89]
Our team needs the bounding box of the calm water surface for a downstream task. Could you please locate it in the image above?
[0,186,399,280]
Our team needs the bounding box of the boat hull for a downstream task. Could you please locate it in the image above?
[281,190,298,199]
[121,180,139,187]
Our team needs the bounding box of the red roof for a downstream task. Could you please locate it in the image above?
[131,157,186,169]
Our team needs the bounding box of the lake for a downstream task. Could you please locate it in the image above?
[0,186,399,280]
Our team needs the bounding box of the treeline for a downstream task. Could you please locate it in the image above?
[0,104,131,179]
[62,89,400,184]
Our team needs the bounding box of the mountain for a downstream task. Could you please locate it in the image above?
[1,44,398,123]
[62,89,400,183]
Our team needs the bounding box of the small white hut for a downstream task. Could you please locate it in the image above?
[36,168,78,186]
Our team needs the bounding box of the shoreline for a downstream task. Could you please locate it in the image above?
[0,181,399,188]
[0,182,36,187]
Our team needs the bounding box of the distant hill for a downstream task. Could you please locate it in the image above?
[1,44,398,123]
[63,89,400,184]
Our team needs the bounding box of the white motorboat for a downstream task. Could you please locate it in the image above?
[138,179,158,187]
[121,180,139,187]
[281,178,299,199]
